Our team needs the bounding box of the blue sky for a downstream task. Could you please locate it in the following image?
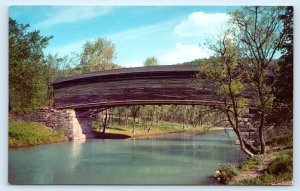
[9,6,238,67]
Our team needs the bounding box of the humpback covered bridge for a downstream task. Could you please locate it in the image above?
[53,65,221,110]
[52,65,221,139]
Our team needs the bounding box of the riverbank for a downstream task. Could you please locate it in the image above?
[9,119,221,147]
[9,120,67,148]
[93,121,227,139]
[214,133,293,185]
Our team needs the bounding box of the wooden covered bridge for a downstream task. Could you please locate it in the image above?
[52,65,222,139]
[52,65,221,110]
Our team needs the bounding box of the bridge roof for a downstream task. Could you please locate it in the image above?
[52,64,199,85]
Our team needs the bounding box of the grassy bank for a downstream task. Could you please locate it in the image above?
[215,133,293,185]
[93,120,210,138]
[9,120,67,148]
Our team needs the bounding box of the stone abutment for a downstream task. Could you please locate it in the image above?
[16,107,94,140]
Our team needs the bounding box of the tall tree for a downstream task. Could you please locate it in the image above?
[272,7,293,126]
[43,54,74,106]
[198,33,256,157]
[144,57,159,66]
[229,7,286,154]
[79,37,118,73]
[9,18,53,113]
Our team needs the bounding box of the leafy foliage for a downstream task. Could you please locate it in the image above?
[217,164,239,184]
[272,7,293,125]
[144,57,159,66]
[197,34,254,156]
[268,153,293,175]
[9,18,53,113]
[270,134,293,147]
[228,6,287,154]
[78,37,119,73]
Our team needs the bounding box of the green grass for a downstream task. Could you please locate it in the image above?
[233,172,277,185]
[240,156,261,170]
[233,172,292,185]
[93,119,206,137]
[9,120,67,148]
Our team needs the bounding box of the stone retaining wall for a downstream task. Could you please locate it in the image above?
[15,107,94,140]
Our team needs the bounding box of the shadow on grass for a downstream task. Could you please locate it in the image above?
[108,127,126,131]
[93,131,131,139]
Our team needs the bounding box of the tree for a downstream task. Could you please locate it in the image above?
[144,57,159,66]
[102,109,109,134]
[197,33,256,157]
[9,18,53,112]
[229,6,286,154]
[272,7,293,127]
[78,37,118,73]
[130,106,141,133]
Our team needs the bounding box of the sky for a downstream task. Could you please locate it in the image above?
[9,6,238,67]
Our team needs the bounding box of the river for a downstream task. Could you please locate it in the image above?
[9,130,247,185]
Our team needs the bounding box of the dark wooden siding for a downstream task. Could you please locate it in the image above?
[53,65,220,109]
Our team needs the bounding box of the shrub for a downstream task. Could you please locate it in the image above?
[217,164,239,184]
[268,153,293,176]
[271,134,293,146]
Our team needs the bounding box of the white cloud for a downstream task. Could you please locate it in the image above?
[174,12,229,38]
[45,39,86,56]
[122,60,144,68]
[37,7,112,27]
[159,43,210,65]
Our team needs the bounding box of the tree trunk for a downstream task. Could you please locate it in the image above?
[102,109,108,134]
[237,131,255,157]
[110,112,113,127]
[259,114,266,154]
[198,115,202,126]
[143,121,148,131]
[225,106,255,157]
[171,120,174,128]
[118,111,121,125]
[125,114,128,128]
[132,117,136,133]
[148,125,152,132]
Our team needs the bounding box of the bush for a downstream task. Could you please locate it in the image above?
[240,156,260,170]
[217,164,239,184]
[268,153,293,176]
[271,134,293,146]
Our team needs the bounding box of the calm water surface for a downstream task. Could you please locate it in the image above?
[9,130,246,185]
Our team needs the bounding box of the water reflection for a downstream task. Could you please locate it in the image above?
[70,139,85,171]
